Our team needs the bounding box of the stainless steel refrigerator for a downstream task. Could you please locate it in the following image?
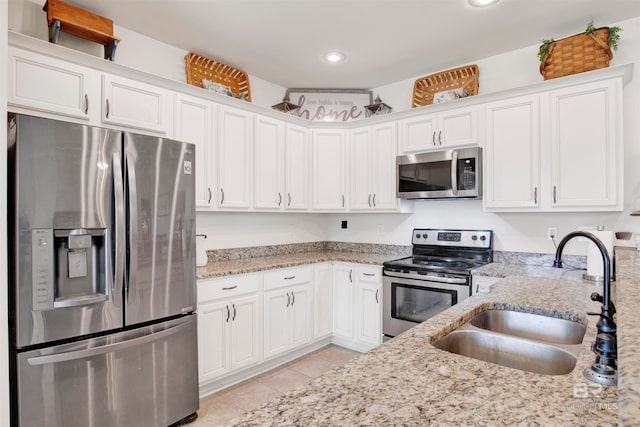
[8,114,199,426]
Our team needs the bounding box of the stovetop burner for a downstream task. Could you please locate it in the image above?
[383,228,494,276]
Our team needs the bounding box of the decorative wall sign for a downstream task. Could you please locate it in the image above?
[286,89,373,122]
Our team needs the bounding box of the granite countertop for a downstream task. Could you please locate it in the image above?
[196,250,394,280]
[225,248,640,426]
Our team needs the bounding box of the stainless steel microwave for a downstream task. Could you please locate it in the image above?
[396,147,482,199]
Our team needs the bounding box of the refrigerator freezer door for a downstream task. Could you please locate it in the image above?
[16,315,199,427]
[10,115,124,348]
[124,133,196,325]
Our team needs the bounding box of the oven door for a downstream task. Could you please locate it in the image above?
[383,271,471,340]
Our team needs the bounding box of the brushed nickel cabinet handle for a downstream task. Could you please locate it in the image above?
[291,291,295,306]
[375,289,379,303]
[534,187,538,204]
[286,292,291,307]
[278,192,282,206]
[438,130,442,145]
[432,131,436,146]
[553,185,557,203]
[232,304,236,321]
[284,276,295,280]
[225,305,230,322]
[364,272,375,277]
[288,193,292,206]
[208,187,212,204]
[105,98,110,119]
[222,285,237,290]
[372,193,376,207]
[220,188,225,204]
[349,269,353,283]
[368,194,371,207]
[342,195,345,207]
[84,94,89,115]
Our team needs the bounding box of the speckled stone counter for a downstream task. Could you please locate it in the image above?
[225,249,640,426]
[197,250,397,280]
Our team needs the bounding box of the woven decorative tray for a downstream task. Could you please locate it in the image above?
[412,64,479,108]
[185,51,251,101]
[539,28,612,80]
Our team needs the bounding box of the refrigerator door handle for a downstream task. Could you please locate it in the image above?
[112,152,125,308]
[126,152,139,304]
[26,319,192,366]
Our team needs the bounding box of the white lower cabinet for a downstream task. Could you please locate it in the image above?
[313,263,333,339]
[263,267,313,359]
[197,274,261,384]
[332,262,382,352]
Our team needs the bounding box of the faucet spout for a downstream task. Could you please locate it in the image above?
[554,231,617,385]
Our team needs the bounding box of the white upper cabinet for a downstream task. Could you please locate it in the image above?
[349,122,399,211]
[549,80,621,210]
[8,46,99,123]
[484,78,623,212]
[102,74,173,135]
[484,94,541,210]
[398,105,478,153]
[175,94,216,210]
[254,115,285,210]
[217,105,253,209]
[312,129,347,210]
[285,124,311,211]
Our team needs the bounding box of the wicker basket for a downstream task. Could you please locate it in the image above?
[185,51,251,101]
[412,65,479,108]
[539,28,612,80]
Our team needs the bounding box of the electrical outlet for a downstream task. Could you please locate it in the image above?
[341,220,348,229]
[547,227,557,241]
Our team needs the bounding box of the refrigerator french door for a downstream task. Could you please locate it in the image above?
[9,114,198,427]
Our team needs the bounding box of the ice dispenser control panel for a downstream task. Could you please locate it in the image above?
[32,229,55,311]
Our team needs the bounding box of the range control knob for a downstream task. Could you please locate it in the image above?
[415,233,421,239]
[422,233,428,239]
[472,235,478,241]
[480,235,487,241]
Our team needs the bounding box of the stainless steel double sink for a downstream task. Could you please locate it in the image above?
[433,309,587,375]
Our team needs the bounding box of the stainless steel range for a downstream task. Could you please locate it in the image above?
[383,228,493,340]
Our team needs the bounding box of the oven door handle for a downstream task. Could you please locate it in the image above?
[450,149,458,196]
[384,270,468,285]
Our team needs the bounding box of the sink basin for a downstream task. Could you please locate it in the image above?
[433,309,586,375]
[469,309,586,345]
[434,329,578,375]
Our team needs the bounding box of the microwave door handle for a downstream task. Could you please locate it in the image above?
[125,152,138,304]
[450,150,458,196]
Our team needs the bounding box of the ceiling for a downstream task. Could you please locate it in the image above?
[69,0,640,89]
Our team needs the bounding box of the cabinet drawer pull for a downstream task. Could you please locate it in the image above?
[222,285,237,290]
[372,194,376,207]
[291,291,295,305]
[284,276,296,280]
[225,305,230,322]
[105,98,110,119]
[232,304,236,321]
[278,192,282,206]
[286,292,291,307]
[349,269,353,283]
[534,186,538,204]
[432,131,436,146]
[342,195,345,207]
[375,289,379,303]
[287,193,292,207]
[553,185,557,203]
[438,130,442,145]
[363,273,375,277]
[368,194,372,207]
[84,94,89,115]
[220,188,225,204]
[208,187,212,204]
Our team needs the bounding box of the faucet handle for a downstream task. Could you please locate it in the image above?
[590,292,616,315]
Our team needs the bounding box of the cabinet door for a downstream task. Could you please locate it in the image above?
[175,94,216,209]
[230,294,261,370]
[332,264,354,339]
[255,115,285,210]
[218,106,253,208]
[398,114,437,153]
[313,264,333,339]
[549,80,621,210]
[102,74,171,134]
[197,301,230,382]
[263,288,290,359]
[355,281,381,349]
[285,124,310,210]
[371,123,399,210]
[288,283,312,350]
[438,106,478,148]
[8,46,98,123]
[312,130,346,210]
[349,128,373,210]
[484,95,541,210]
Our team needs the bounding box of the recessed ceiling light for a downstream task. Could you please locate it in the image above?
[468,0,499,7]
[323,51,346,63]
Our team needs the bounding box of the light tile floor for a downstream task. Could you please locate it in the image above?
[191,345,360,426]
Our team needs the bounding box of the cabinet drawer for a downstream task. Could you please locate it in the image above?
[198,274,260,303]
[357,266,381,283]
[264,266,312,290]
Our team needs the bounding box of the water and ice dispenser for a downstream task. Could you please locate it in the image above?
[32,228,109,311]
